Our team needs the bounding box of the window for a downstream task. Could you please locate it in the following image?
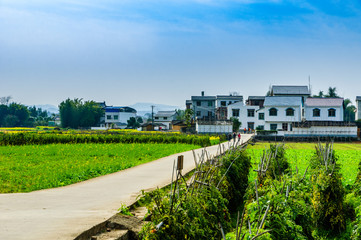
[155,117,159,120]
[196,101,201,106]
[221,101,226,106]
[208,111,213,117]
[328,108,336,117]
[270,124,278,130]
[229,101,232,105]
[106,115,111,120]
[313,108,320,117]
[247,109,255,117]
[269,108,277,116]
[114,115,118,120]
[208,101,213,107]
[232,109,240,117]
[286,108,294,116]
[257,125,264,130]
[258,113,264,120]
[163,117,168,120]
[282,123,288,131]
[196,111,201,116]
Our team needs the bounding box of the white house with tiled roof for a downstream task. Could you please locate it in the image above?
[263,96,303,131]
[305,98,344,122]
[154,111,177,130]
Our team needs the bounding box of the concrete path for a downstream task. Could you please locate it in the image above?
[0,134,253,240]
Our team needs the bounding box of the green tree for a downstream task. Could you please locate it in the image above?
[127,117,143,129]
[184,109,193,128]
[79,101,103,128]
[0,104,9,126]
[175,109,185,120]
[325,87,339,98]
[230,117,241,132]
[344,98,356,122]
[59,98,103,129]
[3,115,19,127]
[312,90,324,98]
[7,103,29,126]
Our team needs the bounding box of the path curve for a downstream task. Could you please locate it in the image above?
[0,134,253,240]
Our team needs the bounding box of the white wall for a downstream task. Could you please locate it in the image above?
[356,100,361,121]
[264,106,302,123]
[305,106,343,121]
[196,123,233,134]
[105,112,136,124]
[227,102,265,130]
[284,126,357,137]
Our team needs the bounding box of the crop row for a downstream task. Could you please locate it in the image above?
[0,132,213,146]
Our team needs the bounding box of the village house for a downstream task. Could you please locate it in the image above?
[154,111,177,130]
[263,96,303,131]
[187,91,242,121]
[101,106,137,129]
[190,91,216,120]
[227,96,265,131]
[304,98,344,122]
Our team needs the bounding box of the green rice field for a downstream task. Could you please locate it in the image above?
[247,142,361,187]
[0,143,200,193]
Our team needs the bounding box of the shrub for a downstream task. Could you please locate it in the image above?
[219,148,251,212]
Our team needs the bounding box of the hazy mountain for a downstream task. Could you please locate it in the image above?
[129,102,182,116]
[31,104,59,114]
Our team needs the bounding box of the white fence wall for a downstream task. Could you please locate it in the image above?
[284,126,357,137]
[196,123,233,134]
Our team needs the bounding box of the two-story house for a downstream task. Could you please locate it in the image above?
[191,92,216,120]
[227,96,265,131]
[304,98,344,122]
[215,95,243,120]
[263,96,303,131]
[188,92,242,121]
[154,111,177,130]
[103,106,137,129]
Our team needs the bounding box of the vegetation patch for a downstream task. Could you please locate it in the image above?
[247,142,361,187]
[0,132,214,147]
[0,143,200,193]
[138,146,251,240]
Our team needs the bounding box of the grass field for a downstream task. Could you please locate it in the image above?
[247,142,361,187]
[0,143,200,193]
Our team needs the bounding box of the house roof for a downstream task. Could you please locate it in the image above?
[105,106,137,113]
[248,96,265,100]
[191,96,216,101]
[155,111,176,117]
[216,95,243,100]
[305,98,344,107]
[356,96,361,101]
[96,101,107,108]
[271,85,310,95]
[264,96,302,107]
[141,123,166,127]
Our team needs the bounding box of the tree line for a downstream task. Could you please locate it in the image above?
[58,98,103,129]
[0,98,52,127]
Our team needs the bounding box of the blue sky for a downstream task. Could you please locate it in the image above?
[1,0,361,107]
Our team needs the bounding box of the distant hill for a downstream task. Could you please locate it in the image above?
[129,102,182,116]
[30,104,59,114]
